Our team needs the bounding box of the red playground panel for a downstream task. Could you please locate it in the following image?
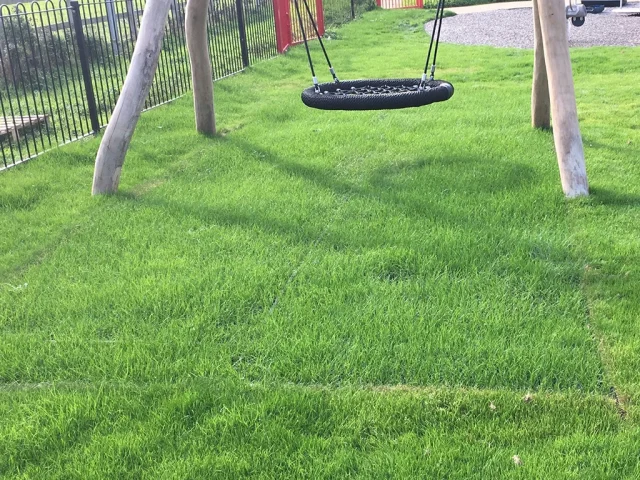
[274,0,326,53]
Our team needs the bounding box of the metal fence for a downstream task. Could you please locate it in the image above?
[0,0,368,171]
[322,0,375,26]
[0,0,278,170]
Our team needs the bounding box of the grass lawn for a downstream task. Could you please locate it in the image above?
[1,8,639,478]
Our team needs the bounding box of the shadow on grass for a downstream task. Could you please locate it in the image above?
[225,137,539,225]
[367,154,538,195]
[584,139,639,156]
[114,136,579,290]
[588,187,640,208]
[125,136,542,245]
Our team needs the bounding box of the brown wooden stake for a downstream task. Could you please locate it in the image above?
[92,0,172,195]
[531,0,550,129]
[537,0,589,197]
[186,0,216,135]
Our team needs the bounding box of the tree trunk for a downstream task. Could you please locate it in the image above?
[531,0,550,129]
[537,0,588,197]
[186,0,215,135]
[92,0,172,195]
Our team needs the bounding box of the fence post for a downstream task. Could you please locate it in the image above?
[125,0,138,42]
[69,0,101,134]
[416,0,424,8]
[315,0,324,36]
[106,0,121,55]
[273,0,292,53]
[170,0,179,19]
[350,0,355,18]
[235,0,250,67]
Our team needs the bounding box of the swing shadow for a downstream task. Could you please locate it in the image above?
[584,139,638,156]
[588,187,640,208]
[228,137,538,200]
[137,137,540,252]
[124,137,582,296]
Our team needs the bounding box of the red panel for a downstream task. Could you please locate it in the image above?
[289,0,320,45]
[315,0,325,37]
[274,0,326,53]
[273,0,293,53]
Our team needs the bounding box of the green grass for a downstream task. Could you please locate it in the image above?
[1,8,640,478]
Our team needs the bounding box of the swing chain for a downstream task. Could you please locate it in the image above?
[421,0,446,89]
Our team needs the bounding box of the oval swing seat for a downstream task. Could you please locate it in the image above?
[301,78,454,111]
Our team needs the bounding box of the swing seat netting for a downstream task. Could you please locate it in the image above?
[301,78,454,111]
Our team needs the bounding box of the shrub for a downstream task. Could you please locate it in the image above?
[83,27,124,64]
[323,0,376,27]
[0,15,72,89]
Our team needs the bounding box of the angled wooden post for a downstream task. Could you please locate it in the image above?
[92,0,172,195]
[537,0,588,197]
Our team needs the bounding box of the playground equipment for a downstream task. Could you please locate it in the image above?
[296,0,454,110]
[92,0,215,195]
[91,0,173,195]
[186,0,216,136]
[91,0,589,198]
[532,0,588,197]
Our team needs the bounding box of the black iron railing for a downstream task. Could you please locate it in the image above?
[0,0,362,171]
[0,0,279,170]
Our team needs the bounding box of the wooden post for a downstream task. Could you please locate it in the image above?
[92,0,172,195]
[537,0,588,197]
[531,0,550,129]
[186,0,215,135]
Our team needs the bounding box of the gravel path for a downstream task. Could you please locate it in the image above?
[426,9,640,48]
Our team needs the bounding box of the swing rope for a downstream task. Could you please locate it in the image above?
[300,0,339,83]
[422,0,446,85]
[292,0,318,90]
[431,0,447,79]
[293,0,338,91]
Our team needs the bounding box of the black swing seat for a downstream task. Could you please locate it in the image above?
[301,78,454,111]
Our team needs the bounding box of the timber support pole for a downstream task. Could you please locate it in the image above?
[536,0,589,197]
[92,0,172,195]
[186,0,216,135]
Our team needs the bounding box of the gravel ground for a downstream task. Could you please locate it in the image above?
[425,9,640,48]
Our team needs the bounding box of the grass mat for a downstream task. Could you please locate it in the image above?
[1,8,639,477]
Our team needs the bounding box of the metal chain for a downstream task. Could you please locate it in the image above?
[421,0,446,88]
[292,0,319,91]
